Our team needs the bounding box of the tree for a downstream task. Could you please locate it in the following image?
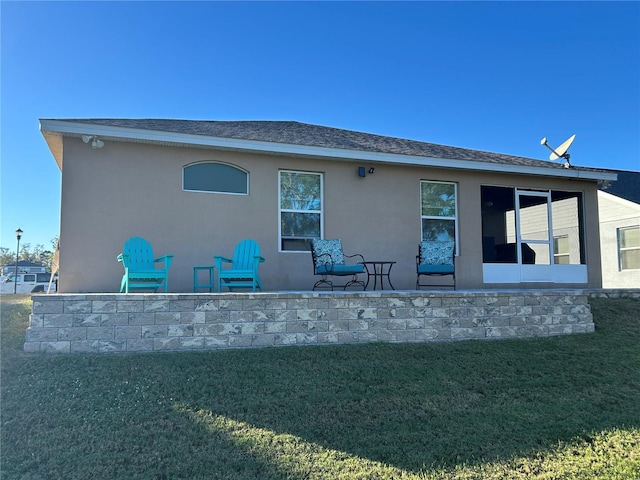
[0,247,13,270]
[0,237,58,272]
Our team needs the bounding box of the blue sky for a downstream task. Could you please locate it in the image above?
[1,1,639,251]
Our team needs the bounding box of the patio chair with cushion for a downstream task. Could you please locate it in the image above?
[310,238,366,291]
[416,240,455,289]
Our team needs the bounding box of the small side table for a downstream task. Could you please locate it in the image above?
[193,265,216,292]
[360,261,396,290]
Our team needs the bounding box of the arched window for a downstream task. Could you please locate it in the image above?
[183,162,248,194]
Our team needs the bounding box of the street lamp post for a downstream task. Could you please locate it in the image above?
[14,228,23,294]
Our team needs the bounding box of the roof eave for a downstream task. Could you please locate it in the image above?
[39,119,617,181]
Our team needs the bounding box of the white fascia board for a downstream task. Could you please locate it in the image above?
[39,119,617,181]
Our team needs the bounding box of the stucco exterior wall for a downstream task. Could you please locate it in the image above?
[57,138,603,292]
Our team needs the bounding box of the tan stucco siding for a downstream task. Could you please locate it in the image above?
[57,138,604,292]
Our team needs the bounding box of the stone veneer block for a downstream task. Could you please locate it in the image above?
[117,300,145,313]
[264,321,287,334]
[41,341,70,353]
[26,327,58,342]
[32,299,64,314]
[170,300,195,311]
[64,301,92,314]
[115,326,142,339]
[58,328,87,341]
[228,335,252,348]
[43,314,74,328]
[92,300,118,313]
[252,310,274,321]
[127,338,154,352]
[194,324,220,336]
[251,334,275,347]
[229,310,252,322]
[168,325,194,337]
[205,336,229,349]
[219,299,243,311]
[99,340,126,353]
[144,300,170,312]
[24,342,41,353]
[101,313,130,326]
[87,327,114,340]
[29,314,44,328]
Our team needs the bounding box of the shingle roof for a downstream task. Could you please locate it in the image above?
[57,118,576,171]
[2,261,44,268]
[598,170,640,204]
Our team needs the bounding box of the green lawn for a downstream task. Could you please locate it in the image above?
[1,294,639,479]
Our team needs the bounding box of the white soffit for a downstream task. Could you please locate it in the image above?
[39,119,617,181]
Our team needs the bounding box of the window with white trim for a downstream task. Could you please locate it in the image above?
[421,180,457,249]
[618,226,640,270]
[553,235,570,264]
[279,171,323,251]
[183,162,248,194]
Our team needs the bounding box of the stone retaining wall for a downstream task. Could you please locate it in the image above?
[586,289,640,299]
[24,290,597,354]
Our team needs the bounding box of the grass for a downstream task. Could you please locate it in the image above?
[1,294,639,479]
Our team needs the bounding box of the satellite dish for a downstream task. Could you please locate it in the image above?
[540,134,576,168]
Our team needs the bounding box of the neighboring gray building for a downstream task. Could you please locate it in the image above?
[1,261,46,276]
[598,170,640,288]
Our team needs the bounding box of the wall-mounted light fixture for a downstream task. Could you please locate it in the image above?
[82,135,104,149]
[358,166,376,178]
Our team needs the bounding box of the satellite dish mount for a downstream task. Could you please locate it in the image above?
[540,134,575,168]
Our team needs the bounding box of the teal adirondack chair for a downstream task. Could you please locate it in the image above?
[117,237,174,293]
[214,239,265,292]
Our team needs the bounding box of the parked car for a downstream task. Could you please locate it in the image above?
[0,272,57,294]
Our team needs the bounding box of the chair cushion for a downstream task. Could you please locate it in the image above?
[311,239,345,268]
[316,264,364,275]
[418,264,454,274]
[419,241,454,266]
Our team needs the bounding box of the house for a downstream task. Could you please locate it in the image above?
[597,170,640,288]
[1,261,46,277]
[39,119,617,293]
